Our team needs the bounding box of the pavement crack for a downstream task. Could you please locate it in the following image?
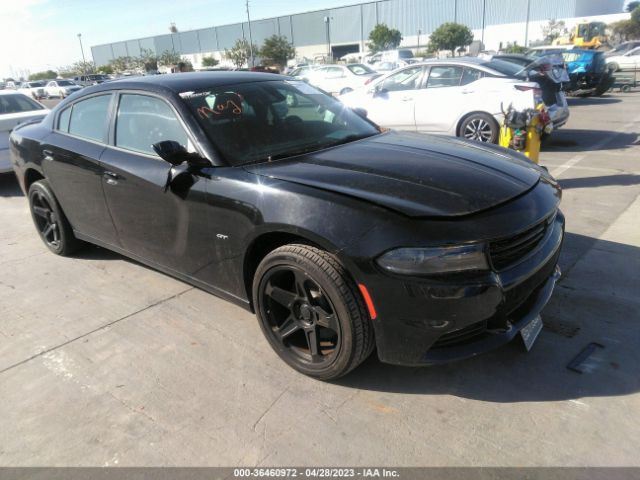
[252,386,289,431]
[0,287,194,376]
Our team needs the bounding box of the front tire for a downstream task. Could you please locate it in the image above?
[253,244,374,380]
[459,113,499,143]
[28,180,82,256]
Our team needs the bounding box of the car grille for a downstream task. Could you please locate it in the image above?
[432,320,488,348]
[489,213,555,270]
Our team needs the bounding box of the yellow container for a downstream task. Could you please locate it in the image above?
[499,113,542,164]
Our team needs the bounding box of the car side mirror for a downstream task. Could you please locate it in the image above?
[152,140,210,168]
[352,107,368,119]
[373,85,388,97]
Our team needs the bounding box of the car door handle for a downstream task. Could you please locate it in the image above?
[42,149,54,161]
[103,171,119,185]
[461,89,474,94]
[401,96,414,101]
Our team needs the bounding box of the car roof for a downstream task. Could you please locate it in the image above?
[85,71,283,96]
[0,90,28,96]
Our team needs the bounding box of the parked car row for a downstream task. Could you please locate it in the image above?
[336,56,569,144]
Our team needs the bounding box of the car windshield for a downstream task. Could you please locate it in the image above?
[346,64,375,75]
[181,80,379,166]
[28,82,45,87]
[0,94,45,114]
[57,80,74,86]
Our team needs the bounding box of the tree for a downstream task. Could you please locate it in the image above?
[201,56,219,67]
[259,35,295,67]
[98,65,114,75]
[58,61,96,77]
[157,50,182,67]
[367,23,403,53]
[502,41,527,54]
[225,39,256,68]
[428,22,474,57]
[109,56,135,73]
[29,70,57,81]
[626,1,640,12]
[632,6,640,23]
[138,48,158,72]
[541,19,568,43]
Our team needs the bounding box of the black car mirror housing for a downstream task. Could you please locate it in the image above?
[152,140,210,168]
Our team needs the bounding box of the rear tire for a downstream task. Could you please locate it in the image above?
[253,244,374,380]
[28,180,83,256]
[459,113,499,144]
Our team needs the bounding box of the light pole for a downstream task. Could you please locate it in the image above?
[77,33,87,75]
[246,0,255,67]
[324,16,332,63]
[417,29,422,52]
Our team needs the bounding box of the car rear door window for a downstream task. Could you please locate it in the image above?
[68,95,111,142]
[115,94,188,156]
[58,106,71,132]
[380,66,424,92]
[426,66,464,88]
[460,67,483,86]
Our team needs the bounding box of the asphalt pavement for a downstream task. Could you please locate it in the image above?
[1,92,639,466]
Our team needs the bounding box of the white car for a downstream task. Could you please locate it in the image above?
[18,81,46,100]
[0,91,49,173]
[305,64,380,95]
[340,57,552,143]
[44,79,82,98]
[606,47,640,72]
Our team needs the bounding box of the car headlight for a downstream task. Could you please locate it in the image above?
[376,244,489,275]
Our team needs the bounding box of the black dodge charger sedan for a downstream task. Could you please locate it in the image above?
[9,72,564,380]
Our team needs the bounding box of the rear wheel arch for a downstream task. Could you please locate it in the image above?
[456,111,500,144]
[24,168,45,193]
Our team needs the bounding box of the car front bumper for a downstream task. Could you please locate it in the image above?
[358,210,565,366]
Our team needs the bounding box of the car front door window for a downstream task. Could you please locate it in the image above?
[115,94,189,156]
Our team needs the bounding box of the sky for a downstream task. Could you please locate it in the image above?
[0,0,353,79]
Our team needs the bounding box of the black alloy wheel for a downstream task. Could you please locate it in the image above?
[253,244,374,380]
[28,180,82,256]
[460,113,499,143]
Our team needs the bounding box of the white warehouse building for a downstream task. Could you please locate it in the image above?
[91,0,628,68]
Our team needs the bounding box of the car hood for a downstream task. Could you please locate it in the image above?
[245,131,541,218]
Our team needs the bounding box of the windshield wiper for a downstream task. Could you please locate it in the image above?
[245,133,375,165]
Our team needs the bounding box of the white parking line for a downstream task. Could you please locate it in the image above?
[550,114,640,179]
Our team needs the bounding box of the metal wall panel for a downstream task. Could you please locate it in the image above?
[291,10,327,47]
[456,0,484,30]
[217,23,244,50]
[178,30,201,53]
[197,28,218,52]
[329,5,362,44]
[154,34,175,55]
[111,41,129,58]
[378,0,455,36]
[485,0,527,26]
[278,16,294,43]
[245,18,279,45]
[574,0,624,17]
[361,2,378,41]
[125,40,141,58]
[91,44,114,67]
[528,0,576,22]
[138,37,156,54]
